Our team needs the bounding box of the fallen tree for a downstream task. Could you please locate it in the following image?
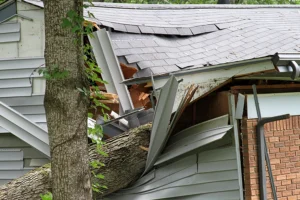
[0,124,151,200]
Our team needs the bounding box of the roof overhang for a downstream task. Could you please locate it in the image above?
[122,56,272,86]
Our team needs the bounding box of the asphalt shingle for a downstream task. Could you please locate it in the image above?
[97,4,300,77]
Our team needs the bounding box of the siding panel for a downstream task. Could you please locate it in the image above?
[0,168,34,179]
[0,95,44,106]
[107,147,241,200]
[165,191,240,200]
[0,149,23,160]
[0,161,23,170]
[0,23,20,34]
[0,32,20,43]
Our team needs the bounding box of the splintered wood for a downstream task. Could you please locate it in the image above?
[168,84,199,136]
[129,84,152,110]
[120,63,138,79]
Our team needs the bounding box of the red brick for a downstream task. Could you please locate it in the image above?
[290,157,300,162]
[270,136,279,142]
[278,197,287,200]
[295,140,300,145]
[281,168,291,174]
[285,140,294,146]
[274,131,284,136]
[242,117,300,200]
[282,190,292,196]
[280,147,290,152]
[280,136,289,141]
[277,175,287,181]
[271,159,281,164]
[290,146,299,151]
[284,130,294,135]
[275,142,285,148]
[288,196,298,200]
[287,174,297,179]
[286,151,295,157]
[281,157,290,163]
[277,186,287,191]
[275,163,286,169]
[287,184,296,190]
[269,147,280,153]
[282,179,292,185]
[290,135,300,140]
[293,189,300,195]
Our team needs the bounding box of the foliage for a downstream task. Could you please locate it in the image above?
[40,192,53,200]
[38,65,69,80]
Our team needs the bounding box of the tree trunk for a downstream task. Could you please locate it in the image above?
[0,124,151,200]
[44,0,92,199]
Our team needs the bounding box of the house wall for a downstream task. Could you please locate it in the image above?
[0,1,47,184]
[107,145,241,200]
[0,1,45,58]
[242,116,300,200]
[107,114,243,200]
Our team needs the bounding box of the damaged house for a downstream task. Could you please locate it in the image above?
[1,0,300,199]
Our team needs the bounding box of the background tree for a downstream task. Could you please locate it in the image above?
[44,0,93,199]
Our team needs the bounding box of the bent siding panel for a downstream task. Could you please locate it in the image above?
[107,146,240,200]
[107,115,241,200]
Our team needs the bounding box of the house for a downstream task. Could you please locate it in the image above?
[87,4,300,199]
[0,0,48,185]
[1,1,300,199]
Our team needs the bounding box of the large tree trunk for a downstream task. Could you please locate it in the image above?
[0,124,151,200]
[44,0,92,199]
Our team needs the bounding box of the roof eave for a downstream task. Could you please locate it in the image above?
[122,56,272,86]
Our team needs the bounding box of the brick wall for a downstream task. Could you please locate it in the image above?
[242,116,300,200]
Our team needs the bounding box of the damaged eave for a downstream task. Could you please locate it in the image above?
[124,56,275,113]
[121,57,273,86]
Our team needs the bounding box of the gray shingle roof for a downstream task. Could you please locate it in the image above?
[23,1,300,78]
[85,4,300,78]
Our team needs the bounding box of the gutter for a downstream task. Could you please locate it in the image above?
[272,53,300,80]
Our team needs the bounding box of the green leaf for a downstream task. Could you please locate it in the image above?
[88,113,94,118]
[40,192,53,200]
[96,174,105,179]
[67,10,77,19]
[61,18,72,28]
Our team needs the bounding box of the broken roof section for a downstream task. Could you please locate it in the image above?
[84,3,300,78]
[20,1,300,79]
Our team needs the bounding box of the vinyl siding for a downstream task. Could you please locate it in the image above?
[106,115,241,200]
[0,0,47,185]
[106,146,240,200]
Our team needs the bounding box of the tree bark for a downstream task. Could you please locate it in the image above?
[44,0,92,199]
[0,124,151,200]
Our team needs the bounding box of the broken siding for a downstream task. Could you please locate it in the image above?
[106,117,241,200]
[151,58,276,113]
[107,147,240,200]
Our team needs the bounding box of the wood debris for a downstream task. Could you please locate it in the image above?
[120,63,138,79]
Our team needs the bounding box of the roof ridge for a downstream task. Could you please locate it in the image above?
[91,2,300,9]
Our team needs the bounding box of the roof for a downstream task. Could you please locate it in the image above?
[20,1,300,78]
[86,3,300,78]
